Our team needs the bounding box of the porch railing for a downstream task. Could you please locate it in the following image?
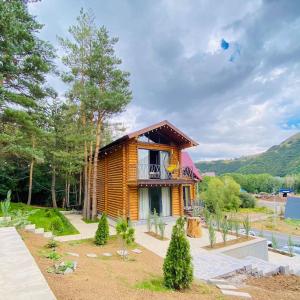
[128,163,194,181]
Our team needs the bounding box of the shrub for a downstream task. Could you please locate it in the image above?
[240,192,256,208]
[46,239,58,249]
[50,216,64,234]
[0,190,11,217]
[116,217,135,259]
[208,218,216,248]
[95,213,109,245]
[158,218,166,239]
[163,217,193,290]
[46,250,62,261]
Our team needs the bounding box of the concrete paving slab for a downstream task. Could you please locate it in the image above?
[217,284,238,290]
[0,227,56,300]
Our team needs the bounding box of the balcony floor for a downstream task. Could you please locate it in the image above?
[128,178,195,187]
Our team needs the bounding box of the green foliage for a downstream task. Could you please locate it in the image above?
[243,215,251,237]
[0,190,11,217]
[158,218,166,239]
[240,192,256,208]
[46,250,62,261]
[214,207,223,230]
[202,177,241,213]
[287,235,294,256]
[208,218,216,248]
[203,207,210,224]
[153,209,159,235]
[46,239,58,249]
[196,132,300,177]
[95,213,109,245]
[146,212,152,233]
[50,216,64,233]
[163,217,193,290]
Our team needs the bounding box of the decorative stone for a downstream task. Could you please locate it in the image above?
[63,267,73,275]
[132,249,142,254]
[66,252,80,257]
[216,284,238,290]
[221,290,251,299]
[24,224,35,231]
[34,228,44,234]
[86,253,97,258]
[102,252,112,257]
[44,232,53,239]
[117,250,128,257]
[73,261,78,270]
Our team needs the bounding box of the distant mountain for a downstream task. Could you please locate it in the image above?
[196,133,300,177]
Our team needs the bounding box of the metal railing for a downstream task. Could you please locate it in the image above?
[128,163,195,181]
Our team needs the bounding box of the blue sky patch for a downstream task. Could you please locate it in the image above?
[221,39,229,50]
[280,117,300,130]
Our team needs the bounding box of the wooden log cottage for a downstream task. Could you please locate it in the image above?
[95,120,201,221]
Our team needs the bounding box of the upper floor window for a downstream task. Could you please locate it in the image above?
[137,133,171,145]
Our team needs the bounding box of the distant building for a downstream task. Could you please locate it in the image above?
[202,172,216,177]
[285,197,300,220]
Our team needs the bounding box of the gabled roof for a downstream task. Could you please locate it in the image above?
[100,120,198,153]
[181,152,202,181]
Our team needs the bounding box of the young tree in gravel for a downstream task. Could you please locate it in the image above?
[233,220,240,236]
[271,234,278,249]
[146,212,152,233]
[214,206,223,231]
[116,217,135,260]
[243,215,251,238]
[95,213,109,245]
[208,217,216,248]
[163,217,193,290]
[221,218,229,244]
[287,235,294,256]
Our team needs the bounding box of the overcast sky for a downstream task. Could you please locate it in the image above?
[28,0,300,161]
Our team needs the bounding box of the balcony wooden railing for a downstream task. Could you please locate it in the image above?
[128,163,195,181]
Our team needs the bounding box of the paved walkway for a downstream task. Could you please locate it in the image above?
[0,227,56,300]
[55,214,116,242]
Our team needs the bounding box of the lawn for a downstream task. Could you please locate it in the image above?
[0,202,79,236]
[252,216,300,236]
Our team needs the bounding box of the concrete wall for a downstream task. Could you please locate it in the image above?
[213,237,269,261]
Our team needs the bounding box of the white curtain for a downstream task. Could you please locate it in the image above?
[138,149,149,179]
[161,187,171,217]
[139,188,149,219]
[160,151,170,179]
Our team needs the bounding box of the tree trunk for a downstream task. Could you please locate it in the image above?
[27,158,34,205]
[79,171,82,205]
[87,141,93,219]
[83,141,89,219]
[92,119,102,220]
[67,179,70,207]
[51,165,57,208]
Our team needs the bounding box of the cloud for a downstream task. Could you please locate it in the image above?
[28,0,300,161]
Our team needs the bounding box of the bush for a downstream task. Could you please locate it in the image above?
[153,209,159,235]
[221,218,229,244]
[243,215,251,237]
[240,192,256,208]
[50,216,64,234]
[163,217,193,290]
[46,239,58,249]
[95,213,109,245]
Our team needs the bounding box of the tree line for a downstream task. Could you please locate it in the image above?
[0,1,131,220]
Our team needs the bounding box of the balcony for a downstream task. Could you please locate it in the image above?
[128,163,195,185]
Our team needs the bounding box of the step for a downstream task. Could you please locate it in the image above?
[34,228,44,234]
[43,232,53,239]
[25,224,36,231]
[243,256,280,276]
[221,290,252,299]
[208,278,229,285]
[217,284,238,290]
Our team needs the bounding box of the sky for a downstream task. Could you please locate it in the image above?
[28,0,300,161]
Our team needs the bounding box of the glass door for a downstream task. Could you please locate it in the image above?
[183,186,191,207]
[149,187,161,215]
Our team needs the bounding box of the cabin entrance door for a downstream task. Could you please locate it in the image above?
[149,187,161,215]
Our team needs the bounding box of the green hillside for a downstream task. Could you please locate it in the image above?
[196,133,300,176]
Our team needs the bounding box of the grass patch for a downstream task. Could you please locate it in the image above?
[239,206,273,214]
[82,218,99,224]
[285,218,300,227]
[0,202,79,236]
[135,277,170,292]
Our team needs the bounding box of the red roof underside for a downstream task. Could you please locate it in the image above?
[181,152,202,181]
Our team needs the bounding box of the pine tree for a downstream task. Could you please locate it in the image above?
[95,213,109,245]
[163,217,193,290]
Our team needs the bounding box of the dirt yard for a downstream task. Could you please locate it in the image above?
[20,230,300,300]
[20,230,221,300]
[252,217,300,236]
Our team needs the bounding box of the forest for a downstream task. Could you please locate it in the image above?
[0,1,132,220]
